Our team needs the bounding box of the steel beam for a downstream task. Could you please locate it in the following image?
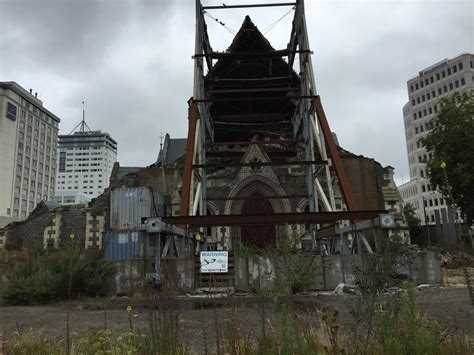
[208,139,302,146]
[192,160,327,169]
[313,95,359,211]
[162,210,385,227]
[203,2,296,10]
[213,113,290,122]
[208,194,307,201]
[193,49,311,59]
[195,95,317,103]
[207,87,300,94]
[179,102,199,217]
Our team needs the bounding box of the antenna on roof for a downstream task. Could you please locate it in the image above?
[159,132,164,150]
[69,100,92,134]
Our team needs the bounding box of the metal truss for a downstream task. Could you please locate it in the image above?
[180,0,364,241]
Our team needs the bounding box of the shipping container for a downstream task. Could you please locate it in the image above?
[103,231,142,260]
[110,187,165,230]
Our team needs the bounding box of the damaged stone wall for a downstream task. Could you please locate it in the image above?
[0,161,181,251]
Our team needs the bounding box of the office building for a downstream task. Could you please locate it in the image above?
[399,53,474,224]
[0,82,60,227]
[55,122,117,201]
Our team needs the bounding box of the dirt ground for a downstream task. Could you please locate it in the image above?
[0,284,472,353]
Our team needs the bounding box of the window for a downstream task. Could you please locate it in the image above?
[431,90,435,98]
[452,65,457,73]
[443,85,447,93]
[417,97,420,104]
[447,68,451,75]
[415,83,419,90]
[420,170,424,177]
[461,77,465,86]
[422,95,425,102]
[410,85,414,92]
[455,80,459,88]
[449,83,453,90]
[412,99,415,105]
[430,76,434,83]
[428,107,432,114]
[442,70,446,78]
[458,62,463,70]
[438,87,442,95]
[422,185,426,192]
[427,92,430,99]
[415,127,419,134]
[420,81,424,88]
[436,73,440,80]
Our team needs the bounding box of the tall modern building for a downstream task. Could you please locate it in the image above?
[54,117,117,204]
[399,53,474,224]
[0,82,60,227]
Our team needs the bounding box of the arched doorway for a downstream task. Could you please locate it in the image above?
[240,192,276,248]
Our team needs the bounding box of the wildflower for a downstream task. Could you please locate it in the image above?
[127,305,132,313]
[440,161,446,169]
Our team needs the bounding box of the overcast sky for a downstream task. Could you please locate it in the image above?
[1,0,472,185]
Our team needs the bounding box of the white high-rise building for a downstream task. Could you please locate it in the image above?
[0,82,60,227]
[398,53,474,224]
[54,120,117,204]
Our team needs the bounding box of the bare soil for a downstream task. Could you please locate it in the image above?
[0,285,472,353]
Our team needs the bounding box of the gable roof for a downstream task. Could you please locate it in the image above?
[157,133,187,165]
[208,15,298,80]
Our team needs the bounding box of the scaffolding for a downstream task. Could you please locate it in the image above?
[167,0,384,252]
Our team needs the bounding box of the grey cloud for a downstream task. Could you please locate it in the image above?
[0,0,472,185]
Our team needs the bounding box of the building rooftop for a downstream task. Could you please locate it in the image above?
[0,81,61,122]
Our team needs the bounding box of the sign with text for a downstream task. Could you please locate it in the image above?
[6,102,17,121]
[200,251,228,273]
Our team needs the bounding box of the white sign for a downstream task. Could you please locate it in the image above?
[200,251,228,273]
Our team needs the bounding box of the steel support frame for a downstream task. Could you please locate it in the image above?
[289,0,359,215]
[162,210,384,227]
[181,1,215,238]
[288,0,335,216]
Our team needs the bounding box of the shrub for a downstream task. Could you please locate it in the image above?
[272,235,317,294]
[0,250,115,305]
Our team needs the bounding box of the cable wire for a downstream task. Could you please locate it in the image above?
[262,6,295,35]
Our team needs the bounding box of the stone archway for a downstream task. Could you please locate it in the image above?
[240,192,276,248]
[223,174,291,249]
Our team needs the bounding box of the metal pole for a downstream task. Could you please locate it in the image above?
[422,196,431,246]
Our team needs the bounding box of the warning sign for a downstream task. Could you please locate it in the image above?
[200,251,228,273]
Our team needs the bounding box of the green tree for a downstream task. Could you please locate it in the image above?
[403,203,423,245]
[421,92,474,225]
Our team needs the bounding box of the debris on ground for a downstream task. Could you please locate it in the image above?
[333,283,357,295]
